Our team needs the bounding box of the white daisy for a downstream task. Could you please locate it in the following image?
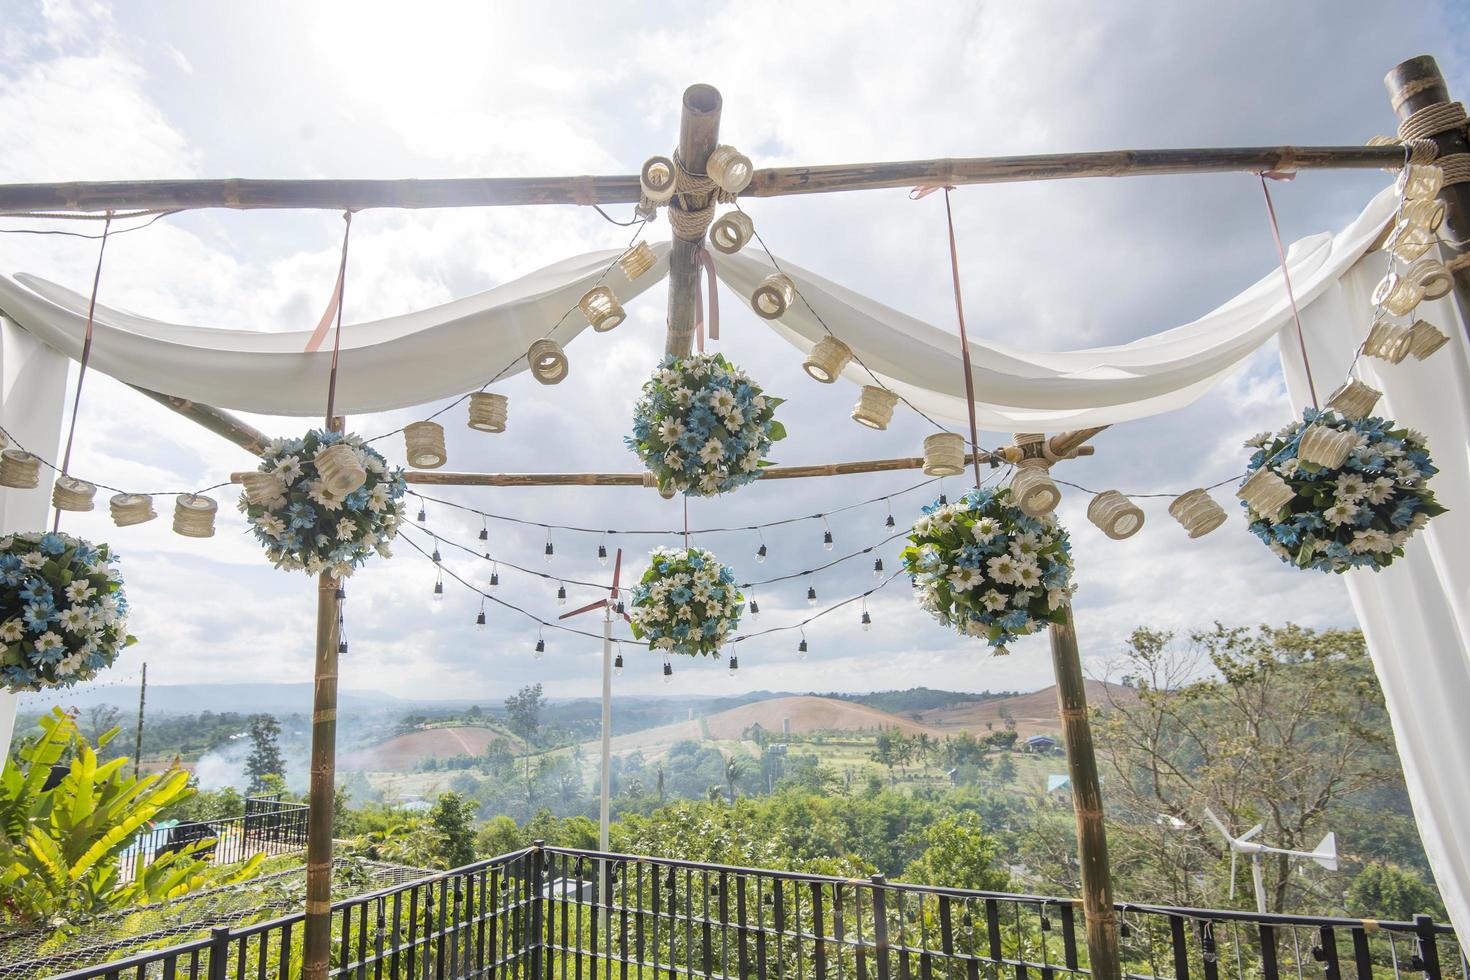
[1334,474,1368,501]
[972,517,1001,541]
[336,517,358,540]
[981,590,1007,611]
[1323,501,1358,525]
[699,439,725,465]
[1014,563,1043,589]
[986,554,1021,585]
[273,455,304,484]
[366,484,391,513]
[19,553,45,570]
[255,514,287,537]
[1010,533,1040,558]
[64,580,96,603]
[1350,529,1393,554]
[57,608,90,634]
[947,567,983,591]
[33,632,64,654]
[0,619,23,643]
[657,417,684,444]
[1363,478,1396,505]
[307,480,345,512]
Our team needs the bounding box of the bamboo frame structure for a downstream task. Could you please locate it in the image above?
[21,53,1467,980]
[0,146,1407,214]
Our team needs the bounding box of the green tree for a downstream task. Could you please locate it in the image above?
[430,791,479,869]
[1346,864,1445,920]
[504,684,546,804]
[901,816,1010,891]
[244,714,285,795]
[0,709,263,928]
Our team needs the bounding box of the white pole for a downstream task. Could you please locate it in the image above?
[600,604,612,852]
[1250,854,1268,914]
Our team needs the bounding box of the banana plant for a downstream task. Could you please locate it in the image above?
[0,708,263,929]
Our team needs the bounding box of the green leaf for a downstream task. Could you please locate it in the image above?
[766,421,787,442]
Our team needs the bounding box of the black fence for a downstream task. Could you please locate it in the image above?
[51,844,1463,980]
[123,798,309,878]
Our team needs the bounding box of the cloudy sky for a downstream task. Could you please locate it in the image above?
[3,1,1466,704]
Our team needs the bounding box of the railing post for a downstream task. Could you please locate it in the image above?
[871,876,891,980]
[1413,915,1442,980]
[529,841,546,980]
[206,926,230,980]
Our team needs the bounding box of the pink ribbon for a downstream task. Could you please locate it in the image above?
[693,246,719,353]
[302,258,346,354]
[909,184,955,200]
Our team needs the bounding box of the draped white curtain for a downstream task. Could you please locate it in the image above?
[1286,254,1470,939]
[0,316,70,761]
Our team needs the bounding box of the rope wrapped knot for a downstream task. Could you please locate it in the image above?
[667,151,738,242]
[1391,100,1470,187]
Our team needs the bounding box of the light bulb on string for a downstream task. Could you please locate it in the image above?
[335,586,346,601]
[416,504,428,524]
[861,598,872,632]
[755,529,767,564]
[822,518,834,552]
[613,642,624,677]
[534,628,545,659]
[545,533,555,563]
[797,629,808,659]
[663,660,673,684]
[748,590,759,618]
[728,651,739,675]
[476,600,487,631]
[431,574,444,609]
[488,562,499,589]
[431,537,442,564]
[557,583,568,606]
[479,519,488,542]
[598,536,609,565]
[873,557,884,579]
[806,586,817,607]
[885,502,896,529]
[937,479,948,506]
[338,638,348,654]
[615,600,625,615]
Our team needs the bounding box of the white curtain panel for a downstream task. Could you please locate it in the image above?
[0,317,71,761]
[0,246,670,417]
[711,187,1399,428]
[1286,259,1470,939]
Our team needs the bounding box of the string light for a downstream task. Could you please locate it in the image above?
[806,586,817,607]
[822,517,834,551]
[755,529,767,564]
[556,583,568,606]
[728,653,739,673]
[338,638,349,654]
[885,502,896,529]
[613,642,624,676]
[431,573,444,607]
[431,537,442,564]
[615,600,625,615]
[597,541,609,564]
[797,630,808,659]
[479,519,489,542]
[544,532,555,562]
[417,504,428,524]
[748,589,760,618]
[534,627,545,659]
[861,598,872,632]
[335,586,346,601]
[937,479,948,506]
[662,660,673,683]
[476,599,487,631]
[873,557,884,578]
[488,561,500,588]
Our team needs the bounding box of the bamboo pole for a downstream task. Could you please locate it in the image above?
[302,416,345,980]
[1383,57,1470,342]
[129,386,271,456]
[665,84,722,358]
[131,662,146,781]
[230,449,1054,489]
[0,145,1407,215]
[1048,606,1120,980]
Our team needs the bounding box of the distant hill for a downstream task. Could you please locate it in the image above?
[824,688,1013,717]
[18,682,407,716]
[340,726,515,771]
[917,681,1132,736]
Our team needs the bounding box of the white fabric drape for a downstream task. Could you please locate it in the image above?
[0,316,71,761]
[1285,258,1470,940]
[710,187,1400,428]
[0,247,670,417]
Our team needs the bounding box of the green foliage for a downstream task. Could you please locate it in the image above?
[430,792,479,868]
[244,714,285,795]
[1346,864,1445,920]
[901,816,1009,891]
[0,709,263,929]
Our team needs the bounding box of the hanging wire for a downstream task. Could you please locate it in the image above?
[51,212,113,532]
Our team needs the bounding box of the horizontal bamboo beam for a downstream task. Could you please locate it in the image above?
[0,145,1405,214]
[131,386,271,456]
[228,447,1099,489]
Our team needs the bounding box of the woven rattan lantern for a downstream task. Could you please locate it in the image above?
[1363,318,1414,364]
[403,421,448,469]
[1087,490,1145,540]
[618,242,656,281]
[1169,489,1226,539]
[110,493,156,527]
[1386,221,1435,262]
[802,336,852,383]
[580,286,626,332]
[1396,163,1443,201]
[922,433,967,477]
[1400,198,1446,232]
[1372,272,1424,316]
[710,211,754,254]
[1406,257,1452,300]
[851,385,899,430]
[51,476,97,512]
[1236,469,1296,522]
[640,156,677,204]
[528,339,568,385]
[315,442,367,497]
[706,145,753,194]
[1407,319,1449,360]
[1298,424,1357,470]
[173,493,218,538]
[0,449,41,489]
[240,472,284,507]
[752,273,796,320]
[1326,379,1381,420]
[467,392,508,433]
[1010,460,1061,518]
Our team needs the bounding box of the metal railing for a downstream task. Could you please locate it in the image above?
[123,800,309,876]
[49,844,1462,980]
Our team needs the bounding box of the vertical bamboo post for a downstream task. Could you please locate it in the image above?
[1384,56,1470,339]
[1049,606,1120,980]
[302,420,345,980]
[665,84,723,358]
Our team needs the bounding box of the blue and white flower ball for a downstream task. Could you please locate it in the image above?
[242,429,407,578]
[626,353,786,497]
[1241,409,1445,573]
[901,487,1074,651]
[0,532,133,692]
[628,546,744,657]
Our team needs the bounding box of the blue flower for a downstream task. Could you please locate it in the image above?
[1000,609,1030,631]
[677,431,704,454]
[37,534,67,556]
[701,619,720,637]
[671,586,693,605]
[686,553,705,570]
[18,579,51,605]
[23,602,57,632]
[672,624,691,640]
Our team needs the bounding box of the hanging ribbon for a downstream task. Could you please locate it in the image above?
[302,222,351,354]
[692,245,719,353]
[52,212,113,532]
[914,185,985,489]
[1258,174,1318,409]
[323,212,353,426]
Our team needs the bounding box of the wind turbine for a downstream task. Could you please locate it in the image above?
[560,548,630,853]
[1204,807,1338,914]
